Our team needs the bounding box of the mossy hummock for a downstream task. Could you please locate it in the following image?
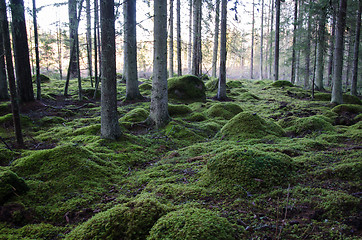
[206,102,243,120]
[0,168,29,204]
[168,75,206,102]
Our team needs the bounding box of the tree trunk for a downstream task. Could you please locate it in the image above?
[274,0,280,81]
[100,0,121,139]
[351,0,361,96]
[290,0,298,84]
[168,0,174,78]
[192,0,201,76]
[304,3,312,89]
[269,0,274,79]
[86,0,93,87]
[0,0,23,146]
[344,33,353,89]
[57,20,63,80]
[176,0,182,76]
[315,5,327,91]
[331,0,347,104]
[251,0,255,79]
[217,0,227,100]
[327,2,337,87]
[124,0,142,100]
[32,0,41,100]
[68,0,78,78]
[260,0,264,80]
[149,0,170,129]
[0,30,9,100]
[10,0,34,103]
[188,0,192,73]
[212,0,220,78]
[93,0,100,99]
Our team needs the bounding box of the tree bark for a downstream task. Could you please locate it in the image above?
[251,0,255,79]
[269,0,274,79]
[168,0,174,78]
[331,0,347,104]
[124,0,142,100]
[0,0,23,146]
[68,0,78,78]
[260,0,264,80]
[93,0,100,99]
[176,0,182,76]
[217,0,227,100]
[315,4,327,91]
[0,30,9,100]
[327,2,337,87]
[86,0,93,87]
[290,0,298,84]
[10,0,34,103]
[351,0,361,96]
[100,0,121,139]
[344,32,353,89]
[149,0,170,129]
[32,0,41,100]
[187,0,192,73]
[274,0,280,81]
[212,0,220,78]
[191,0,201,76]
[56,20,63,80]
[304,3,312,89]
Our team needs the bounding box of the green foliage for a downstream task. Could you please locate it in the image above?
[218,112,285,140]
[285,115,335,136]
[148,208,235,240]
[66,197,169,240]
[205,148,294,193]
[168,75,206,102]
[271,80,294,87]
[206,102,243,120]
[0,167,29,204]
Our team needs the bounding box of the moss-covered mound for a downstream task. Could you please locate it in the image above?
[66,197,169,240]
[206,102,243,120]
[168,75,206,102]
[342,94,362,105]
[0,148,18,166]
[185,112,207,122]
[271,80,294,87]
[219,112,285,140]
[32,74,50,83]
[164,121,203,142]
[0,168,29,204]
[226,80,243,89]
[314,92,331,101]
[0,223,67,240]
[148,208,235,240]
[205,148,293,192]
[139,82,152,91]
[121,108,149,123]
[205,78,218,91]
[331,104,362,115]
[168,104,192,116]
[285,115,335,136]
[82,88,100,99]
[0,113,33,127]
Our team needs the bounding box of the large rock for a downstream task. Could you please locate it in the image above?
[168,75,206,102]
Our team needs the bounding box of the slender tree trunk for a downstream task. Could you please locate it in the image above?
[188,0,192,73]
[327,3,337,87]
[197,7,202,74]
[315,6,327,91]
[100,0,121,139]
[93,0,100,99]
[344,33,354,89]
[149,0,169,128]
[265,0,270,76]
[295,0,303,85]
[68,0,78,78]
[192,0,201,76]
[269,0,274,79]
[312,26,318,98]
[0,0,23,146]
[124,0,142,100]
[212,0,220,78]
[260,0,264,80]
[290,0,298,84]
[251,0,255,79]
[0,30,9,100]
[168,0,174,78]
[10,0,34,103]
[32,0,41,100]
[304,3,312,89]
[217,0,227,100]
[86,0,93,87]
[351,0,361,96]
[57,20,63,80]
[176,0,182,76]
[331,0,347,104]
[274,0,280,81]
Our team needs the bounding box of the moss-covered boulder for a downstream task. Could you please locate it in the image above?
[168,75,206,102]
[285,115,335,136]
[205,148,294,192]
[32,74,50,83]
[331,104,362,115]
[226,80,243,89]
[121,108,149,123]
[147,208,235,240]
[206,102,243,120]
[168,104,192,116]
[342,94,362,105]
[271,80,294,88]
[66,197,169,240]
[219,112,285,140]
[0,168,29,204]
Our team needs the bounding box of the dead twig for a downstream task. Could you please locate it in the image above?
[0,136,13,151]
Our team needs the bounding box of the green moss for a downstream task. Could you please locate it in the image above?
[32,74,50,83]
[148,208,235,240]
[206,102,243,120]
[164,121,203,142]
[0,113,33,127]
[0,167,29,204]
[168,104,192,116]
[0,102,11,115]
[331,104,362,115]
[342,94,362,105]
[285,115,335,136]
[0,223,67,239]
[168,75,206,102]
[205,148,294,193]
[219,112,285,140]
[121,108,149,123]
[0,148,19,166]
[66,197,169,240]
[237,92,260,102]
[314,92,331,101]
[205,77,218,91]
[271,80,294,87]
[38,116,66,126]
[226,80,243,89]
[345,121,362,142]
[185,112,207,122]
[82,88,101,99]
[139,82,152,91]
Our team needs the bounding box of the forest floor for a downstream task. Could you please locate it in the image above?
[0,76,361,240]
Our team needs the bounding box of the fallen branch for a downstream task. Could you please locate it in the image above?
[0,136,13,151]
